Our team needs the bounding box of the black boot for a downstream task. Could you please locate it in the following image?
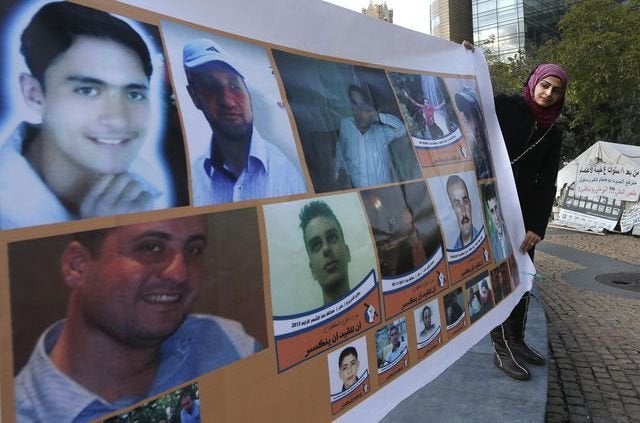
[490,324,530,380]
[507,293,546,365]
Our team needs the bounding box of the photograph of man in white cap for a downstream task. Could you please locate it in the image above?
[177,33,306,205]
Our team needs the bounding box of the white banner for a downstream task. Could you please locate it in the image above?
[575,163,640,202]
[556,208,619,232]
[621,203,640,233]
[0,1,535,422]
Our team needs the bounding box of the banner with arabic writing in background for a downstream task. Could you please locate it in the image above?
[575,164,640,202]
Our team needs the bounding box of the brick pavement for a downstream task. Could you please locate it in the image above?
[535,230,640,423]
[544,230,640,267]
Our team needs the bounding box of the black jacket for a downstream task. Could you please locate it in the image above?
[494,94,562,239]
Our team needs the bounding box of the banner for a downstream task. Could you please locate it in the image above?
[555,207,619,232]
[575,163,640,202]
[621,203,640,233]
[555,182,623,231]
[0,0,534,422]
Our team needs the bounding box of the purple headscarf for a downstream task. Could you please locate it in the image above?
[523,63,568,128]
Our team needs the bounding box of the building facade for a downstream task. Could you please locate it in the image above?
[473,0,568,60]
[430,0,473,43]
[431,0,568,60]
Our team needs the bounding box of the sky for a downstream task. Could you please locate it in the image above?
[322,0,431,34]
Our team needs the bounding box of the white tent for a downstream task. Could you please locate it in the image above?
[552,141,640,234]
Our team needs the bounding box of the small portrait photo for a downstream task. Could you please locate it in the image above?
[491,262,513,304]
[161,20,307,206]
[507,254,521,288]
[388,72,460,143]
[271,49,421,193]
[102,382,200,423]
[414,299,441,345]
[376,317,409,368]
[361,180,443,278]
[0,0,190,230]
[264,193,377,316]
[443,287,465,328]
[466,272,494,323]
[9,211,266,422]
[327,337,370,396]
[427,171,484,251]
[447,78,493,180]
[481,181,511,262]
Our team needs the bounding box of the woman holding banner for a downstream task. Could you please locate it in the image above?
[492,63,569,380]
[463,42,569,380]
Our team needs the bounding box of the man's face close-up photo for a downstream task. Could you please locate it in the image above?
[304,215,351,294]
[487,197,504,236]
[480,283,490,303]
[66,216,208,347]
[181,395,194,413]
[188,62,253,140]
[389,327,400,347]
[349,89,376,133]
[339,353,359,389]
[36,36,150,174]
[448,180,473,242]
[422,307,432,328]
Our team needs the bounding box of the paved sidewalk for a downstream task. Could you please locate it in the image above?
[382,228,640,423]
[537,229,640,423]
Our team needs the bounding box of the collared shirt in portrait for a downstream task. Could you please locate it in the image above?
[191,127,306,205]
[335,113,406,188]
[0,122,160,230]
[15,315,260,423]
[491,230,511,262]
[453,225,481,250]
[385,341,408,364]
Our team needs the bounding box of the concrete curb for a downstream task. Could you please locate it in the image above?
[382,286,548,422]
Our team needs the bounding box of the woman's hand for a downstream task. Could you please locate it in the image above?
[520,230,541,254]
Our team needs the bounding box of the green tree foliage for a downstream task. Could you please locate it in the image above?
[486,0,640,161]
[552,0,640,146]
[484,50,532,96]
